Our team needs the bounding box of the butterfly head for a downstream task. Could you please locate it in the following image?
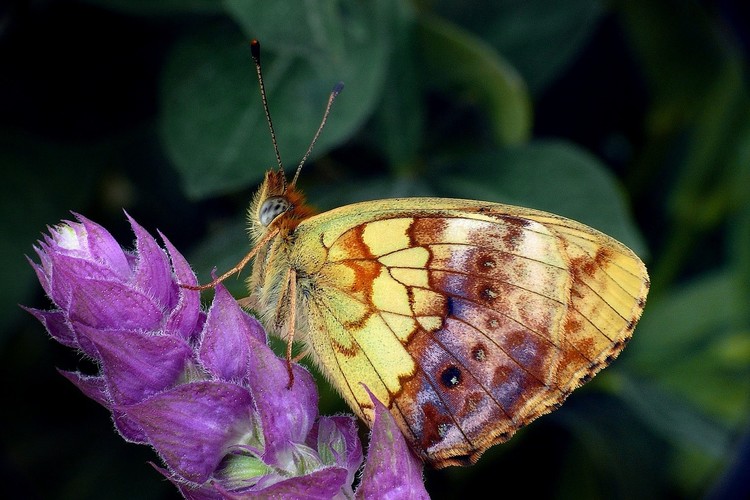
[248,170,316,240]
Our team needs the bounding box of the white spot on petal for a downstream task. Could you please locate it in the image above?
[54,224,83,251]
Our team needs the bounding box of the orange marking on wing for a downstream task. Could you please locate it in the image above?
[332,339,360,357]
[564,313,582,331]
[330,224,376,260]
[341,310,375,331]
[343,260,381,293]
[572,247,613,280]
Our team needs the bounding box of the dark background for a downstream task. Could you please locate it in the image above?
[2,1,749,498]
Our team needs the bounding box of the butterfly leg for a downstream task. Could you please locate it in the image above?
[180,227,279,291]
[285,268,297,389]
[291,346,310,363]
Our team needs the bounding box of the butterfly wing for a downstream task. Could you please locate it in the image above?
[289,198,649,468]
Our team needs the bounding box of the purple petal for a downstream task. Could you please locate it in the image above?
[121,381,255,484]
[245,347,317,462]
[356,389,429,500]
[46,253,123,310]
[251,467,349,499]
[160,231,198,288]
[127,213,174,310]
[24,307,78,350]
[161,232,201,340]
[198,284,318,463]
[49,252,123,281]
[67,279,163,330]
[199,283,266,382]
[312,416,363,487]
[112,409,149,444]
[254,363,318,466]
[74,214,131,278]
[193,312,207,342]
[58,369,110,408]
[75,323,194,405]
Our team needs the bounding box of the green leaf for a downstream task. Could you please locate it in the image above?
[430,140,647,255]
[553,396,667,499]
[617,0,727,128]
[417,14,531,145]
[624,271,750,426]
[161,23,264,198]
[729,155,750,328]
[370,3,424,172]
[161,1,394,198]
[614,374,736,496]
[649,65,750,290]
[432,0,606,95]
[614,1,750,293]
[667,67,748,225]
[617,375,732,458]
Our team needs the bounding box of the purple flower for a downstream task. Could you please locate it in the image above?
[27,213,429,499]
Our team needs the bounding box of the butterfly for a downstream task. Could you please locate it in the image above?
[194,40,650,468]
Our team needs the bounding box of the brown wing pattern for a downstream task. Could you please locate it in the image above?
[296,206,649,468]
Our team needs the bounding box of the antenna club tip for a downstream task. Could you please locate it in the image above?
[332,81,344,96]
[250,39,260,59]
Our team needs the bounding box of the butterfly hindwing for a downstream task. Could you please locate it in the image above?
[286,198,649,468]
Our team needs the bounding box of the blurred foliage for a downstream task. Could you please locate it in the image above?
[2,0,749,498]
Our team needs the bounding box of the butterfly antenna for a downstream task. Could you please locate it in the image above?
[290,81,344,187]
[250,40,285,178]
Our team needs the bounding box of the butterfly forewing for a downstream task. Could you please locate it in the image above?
[285,198,649,468]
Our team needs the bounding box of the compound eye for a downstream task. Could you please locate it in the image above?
[259,196,291,226]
